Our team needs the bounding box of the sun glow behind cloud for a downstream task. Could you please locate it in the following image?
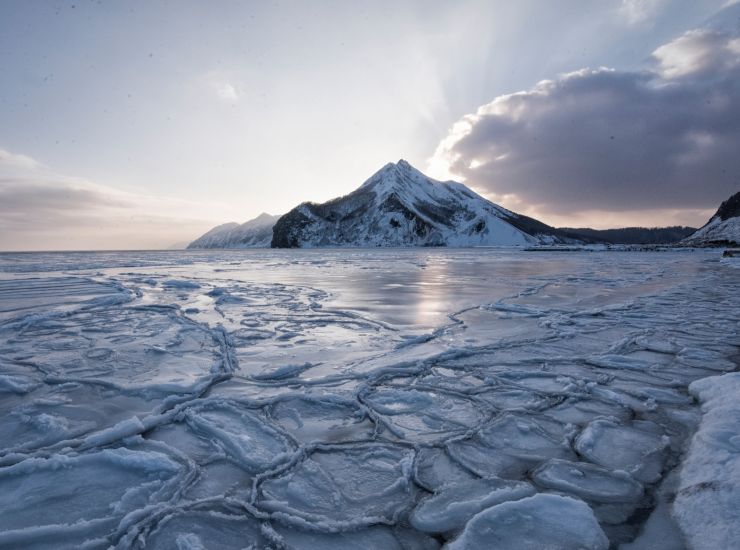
[428,8,740,229]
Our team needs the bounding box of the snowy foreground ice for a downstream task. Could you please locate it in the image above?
[0,248,737,549]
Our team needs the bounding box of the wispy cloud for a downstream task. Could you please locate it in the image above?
[0,148,41,171]
[215,82,239,101]
[204,71,241,102]
[652,27,740,78]
[618,0,666,25]
[0,148,239,250]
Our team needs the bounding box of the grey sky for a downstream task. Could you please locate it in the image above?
[0,0,735,249]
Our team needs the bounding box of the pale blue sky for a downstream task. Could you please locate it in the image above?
[0,0,735,249]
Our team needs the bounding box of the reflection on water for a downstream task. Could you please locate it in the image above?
[414,256,451,326]
[0,247,714,331]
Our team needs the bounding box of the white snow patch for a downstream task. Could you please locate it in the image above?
[672,372,740,549]
[410,477,535,534]
[447,493,609,550]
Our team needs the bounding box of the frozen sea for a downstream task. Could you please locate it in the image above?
[0,248,738,549]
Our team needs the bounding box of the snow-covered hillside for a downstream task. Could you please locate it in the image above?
[683,191,740,246]
[187,213,279,249]
[272,160,574,247]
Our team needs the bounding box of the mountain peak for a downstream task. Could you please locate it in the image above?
[713,191,740,222]
[682,190,740,246]
[272,158,553,248]
[374,159,415,175]
[393,159,427,179]
[361,159,434,192]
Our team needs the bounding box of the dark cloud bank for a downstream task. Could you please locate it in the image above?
[433,5,740,216]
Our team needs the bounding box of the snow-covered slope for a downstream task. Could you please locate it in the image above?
[682,191,740,246]
[272,160,573,248]
[188,213,280,249]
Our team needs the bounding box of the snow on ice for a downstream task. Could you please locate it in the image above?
[672,372,740,549]
[0,247,737,549]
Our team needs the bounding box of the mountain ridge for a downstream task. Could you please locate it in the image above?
[270,160,569,248]
[681,191,740,247]
[187,213,280,249]
[187,161,726,249]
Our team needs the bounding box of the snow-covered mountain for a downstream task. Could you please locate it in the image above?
[187,213,280,249]
[271,160,573,248]
[682,191,740,247]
